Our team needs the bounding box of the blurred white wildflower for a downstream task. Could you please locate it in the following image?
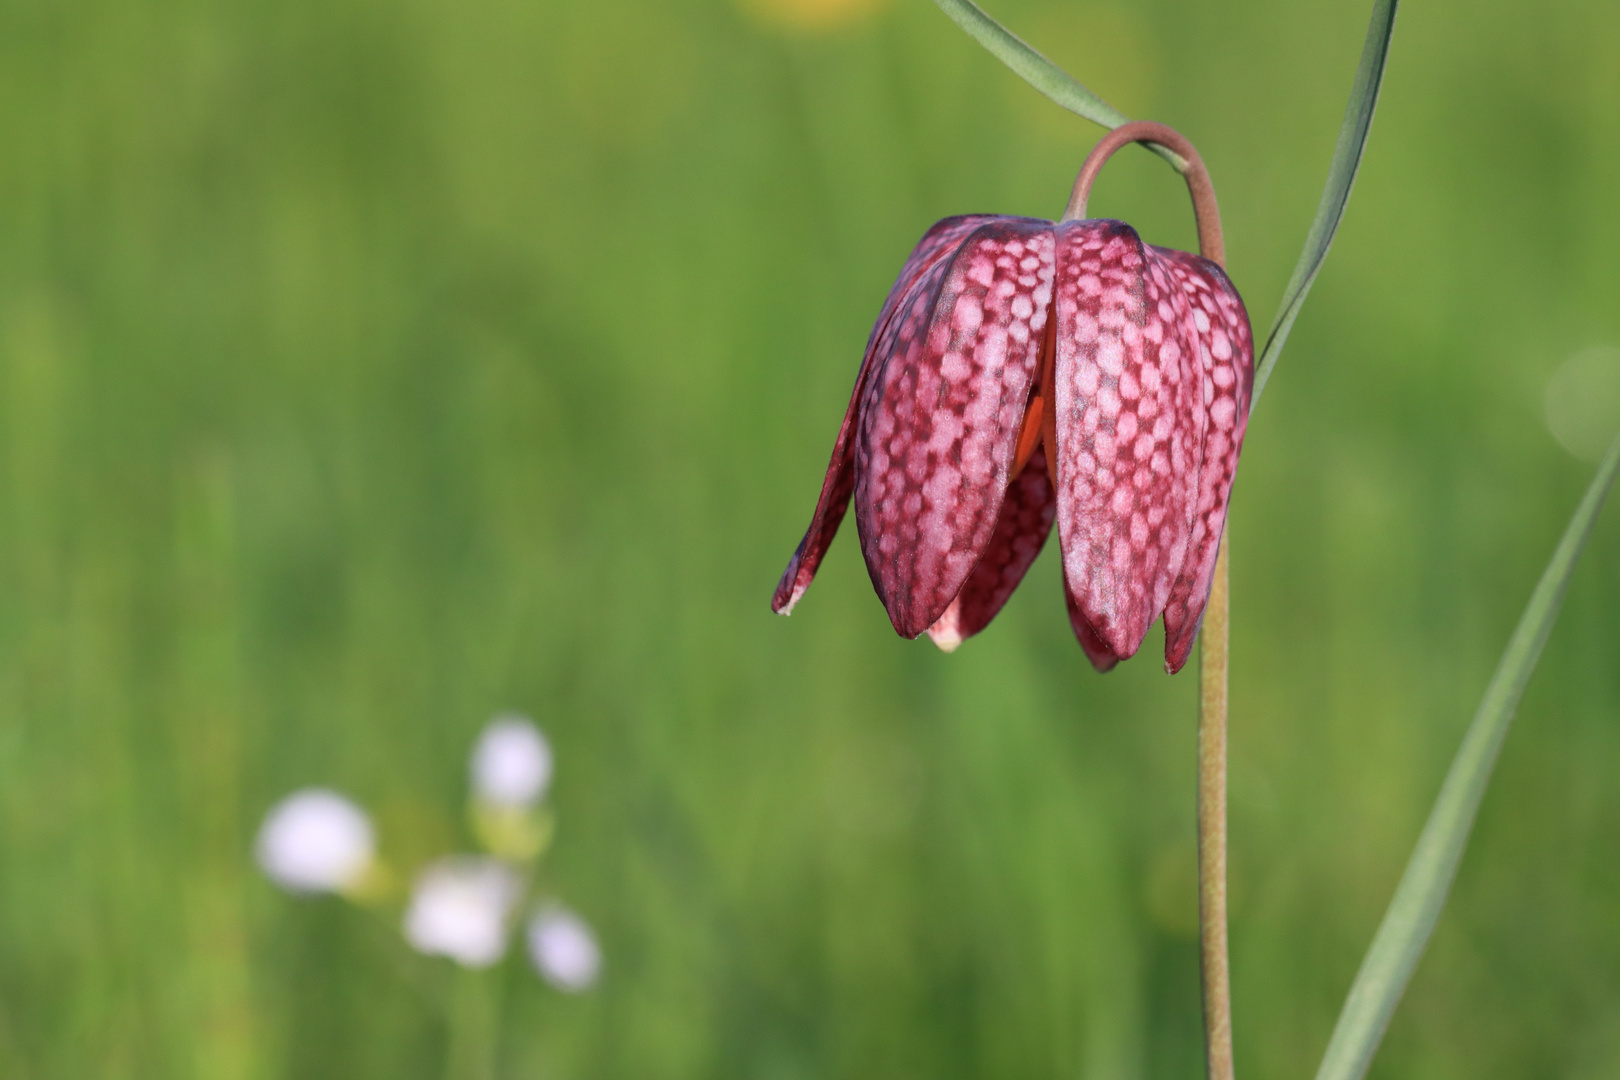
[255,788,375,894]
[527,905,601,992]
[403,857,520,968]
[1546,345,1620,462]
[470,714,553,808]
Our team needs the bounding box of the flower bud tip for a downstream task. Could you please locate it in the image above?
[470,714,553,808]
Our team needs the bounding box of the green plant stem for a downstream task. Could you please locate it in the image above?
[1315,431,1620,1080]
[445,966,502,1080]
[1198,539,1233,1080]
[1072,120,1235,1080]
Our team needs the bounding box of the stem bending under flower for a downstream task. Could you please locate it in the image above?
[1066,120,1236,1080]
[1061,122,1223,265]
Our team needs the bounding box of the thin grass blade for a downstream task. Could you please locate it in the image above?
[930,0,1183,170]
[1314,432,1620,1080]
[1250,0,1398,409]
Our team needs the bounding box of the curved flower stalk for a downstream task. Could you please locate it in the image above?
[773,125,1253,674]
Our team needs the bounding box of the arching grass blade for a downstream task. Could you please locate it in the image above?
[1315,432,1620,1080]
[929,0,1183,170]
[1251,0,1398,409]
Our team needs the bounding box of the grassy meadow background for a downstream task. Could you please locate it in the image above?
[1,0,1618,1075]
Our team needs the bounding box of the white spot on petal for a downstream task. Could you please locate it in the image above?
[954,297,984,333]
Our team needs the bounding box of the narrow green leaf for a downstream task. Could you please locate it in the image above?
[1250,0,1398,409]
[1314,432,1620,1080]
[929,0,1183,170]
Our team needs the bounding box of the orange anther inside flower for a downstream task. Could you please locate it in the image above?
[1012,315,1059,479]
[1011,392,1044,477]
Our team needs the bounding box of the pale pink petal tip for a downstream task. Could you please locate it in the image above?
[773,575,809,617]
[1065,579,1121,673]
[926,600,964,653]
[1163,611,1204,674]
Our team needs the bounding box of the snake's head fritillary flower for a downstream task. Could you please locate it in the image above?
[255,788,376,895]
[773,124,1253,673]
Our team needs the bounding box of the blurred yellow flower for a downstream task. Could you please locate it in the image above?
[737,0,887,32]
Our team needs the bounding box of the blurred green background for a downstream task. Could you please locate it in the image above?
[1,0,1618,1075]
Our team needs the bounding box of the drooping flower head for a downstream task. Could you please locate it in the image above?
[773,123,1253,673]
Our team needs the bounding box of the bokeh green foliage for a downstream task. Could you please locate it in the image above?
[0,0,1617,1077]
